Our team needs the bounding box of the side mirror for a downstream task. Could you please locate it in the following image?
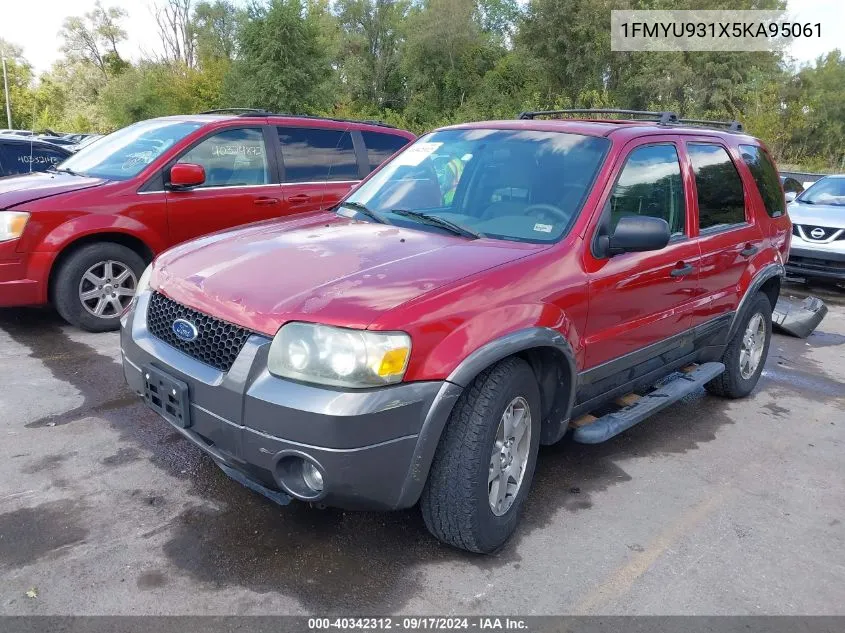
[169,163,206,190]
[784,191,797,203]
[607,216,671,256]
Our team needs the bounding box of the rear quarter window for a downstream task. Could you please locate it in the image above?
[739,145,785,217]
[361,131,411,172]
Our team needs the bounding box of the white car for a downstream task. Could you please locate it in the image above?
[786,175,845,283]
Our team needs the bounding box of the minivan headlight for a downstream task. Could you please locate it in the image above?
[268,322,411,388]
[0,211,30,242]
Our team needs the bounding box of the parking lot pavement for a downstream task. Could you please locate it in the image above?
[0,281,842,616]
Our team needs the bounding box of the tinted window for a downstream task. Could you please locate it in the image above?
[610,144,685,235]
[278,127,358,183]
[60,119,204,181]
[740,145,784,217]
[342,129,609,243]
[361,131,410,172]
[688,143,746,230]
[0,142,67,175]
[178,128,269,188]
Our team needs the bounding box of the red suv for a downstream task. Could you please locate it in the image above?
[120,110,791,553]
[0,109,414,331]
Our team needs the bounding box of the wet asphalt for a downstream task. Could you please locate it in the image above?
[0,281,843,615]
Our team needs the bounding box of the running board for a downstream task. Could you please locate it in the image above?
[571,362,726,444]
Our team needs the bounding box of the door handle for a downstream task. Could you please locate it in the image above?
[288,193,310,203]
[254,197,280,206]
[740,243,759,257]
[670,262,695,277]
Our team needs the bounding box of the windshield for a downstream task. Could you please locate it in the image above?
[341,128,609,243]
[58,120,204,181]
[797,177,845,206]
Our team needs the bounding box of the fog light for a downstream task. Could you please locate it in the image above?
[302,461,324,492]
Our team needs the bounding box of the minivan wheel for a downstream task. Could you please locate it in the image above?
[420,357,541,553]
[705,292,772,399]
[53,243,146,332]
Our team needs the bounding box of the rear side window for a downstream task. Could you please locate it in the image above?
[361,131,410,172]
[610,144,685,235]
[739,145,785,217]
[0,142,66,175]
[688,143,746,231]
[277,127,359,183]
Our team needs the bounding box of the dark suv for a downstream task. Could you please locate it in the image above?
[0,135,72,177]
[0,110,413,331]
[121,109,791,553]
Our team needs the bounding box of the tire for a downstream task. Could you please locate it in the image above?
[53,242,146,332]
[705,292,772,399]
[420,357,541,553]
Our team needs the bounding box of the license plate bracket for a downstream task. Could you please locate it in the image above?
[143,365,191,429]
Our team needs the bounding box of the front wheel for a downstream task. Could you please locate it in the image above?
[420,357,541,553]
[705,292,773,398]
[53,243,146,332]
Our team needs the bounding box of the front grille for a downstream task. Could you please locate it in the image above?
[146,292,252,372]
[797,225,844,241]
[788,256,845,272]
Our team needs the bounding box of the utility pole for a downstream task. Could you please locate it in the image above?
[1,56,11,129]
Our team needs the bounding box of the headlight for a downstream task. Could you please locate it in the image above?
[136,264,152,294]
[0,211,30,242]
[268,322,411,388]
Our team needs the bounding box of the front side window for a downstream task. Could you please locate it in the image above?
[797,176,845,206]
[59,119,204,181]
[278,127,358,183]
[739,145,784,217]
[342,129,609,243]
[177,128,269,188]
[688,143,747,231]
[610,144,685,235]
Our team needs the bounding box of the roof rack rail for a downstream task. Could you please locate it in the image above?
[198,109,397,128]
[199,108,272,116]
[518,109,679,125]
[677,118,744,132]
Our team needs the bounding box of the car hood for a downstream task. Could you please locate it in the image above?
[0,172,106,209]
[153,213,541,336]
[788,201,845,229]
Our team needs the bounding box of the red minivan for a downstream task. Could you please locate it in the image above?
[0,110,414,330]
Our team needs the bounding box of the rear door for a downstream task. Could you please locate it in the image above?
[685,140,765,327]
[276,126,360,215]
[165,126,282,245]
[583,138,701,370]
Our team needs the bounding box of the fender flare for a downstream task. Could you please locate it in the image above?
[394,327,578,508]
[727,263,784,341]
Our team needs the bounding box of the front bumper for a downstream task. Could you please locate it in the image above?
[120,292,462,510]
[786,245,845,281]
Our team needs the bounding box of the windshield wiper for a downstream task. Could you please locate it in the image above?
[50,167,84,177]
[390,209,482,239]
[339,201,391,225]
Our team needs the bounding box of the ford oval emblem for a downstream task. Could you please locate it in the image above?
[172,318,199,342]
[810,227,826,240]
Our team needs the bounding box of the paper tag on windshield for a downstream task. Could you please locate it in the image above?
[533,223,553,233]
[394,142,442,166]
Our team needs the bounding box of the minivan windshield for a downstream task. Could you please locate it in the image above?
[797,176,845,206]
[57,120,204,181]
[340,128,609,243]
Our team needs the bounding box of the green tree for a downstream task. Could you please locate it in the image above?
[223,0,333,113]
[59,1,129,78]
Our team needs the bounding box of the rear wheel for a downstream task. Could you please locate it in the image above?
[420,357,541,553]
[53,243,146,332]
[705,292,772,398]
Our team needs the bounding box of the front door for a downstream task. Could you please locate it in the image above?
[583,139,701,371]
[165,126,281,245]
